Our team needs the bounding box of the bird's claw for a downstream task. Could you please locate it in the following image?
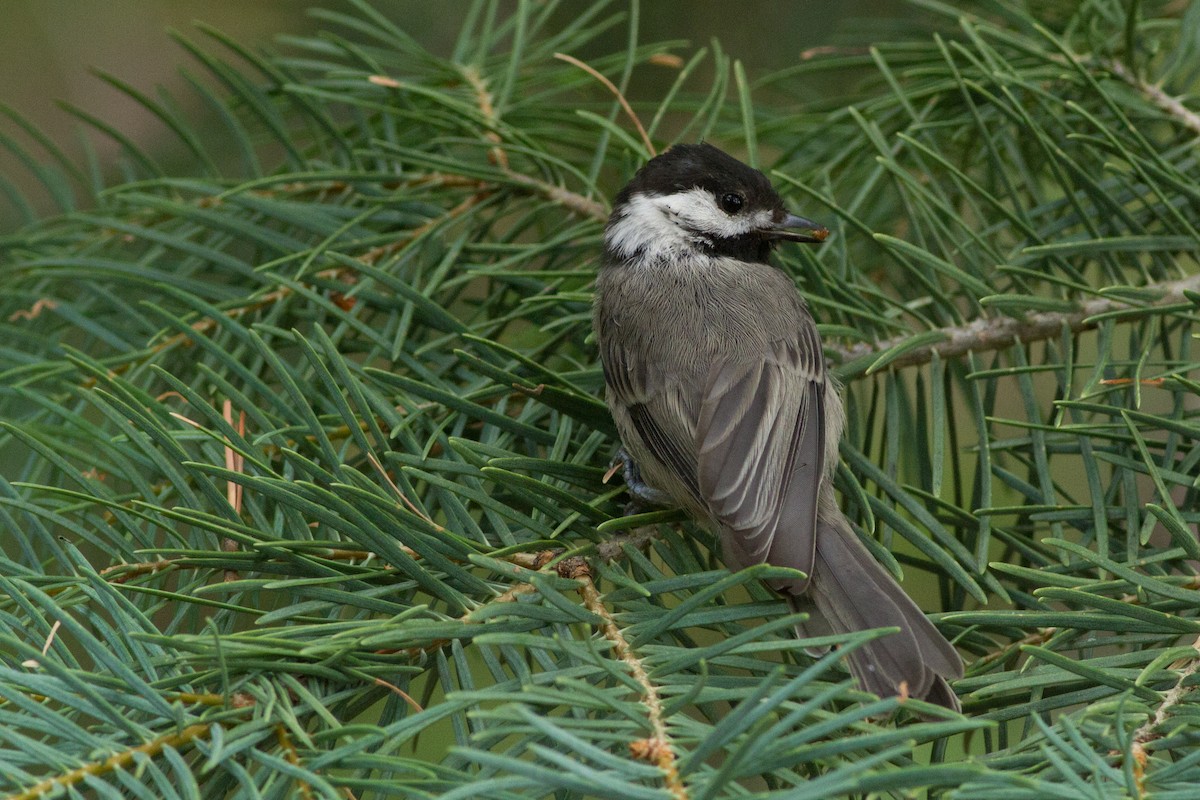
[609,447,672,512]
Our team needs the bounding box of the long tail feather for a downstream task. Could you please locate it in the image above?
[797,507,962,710]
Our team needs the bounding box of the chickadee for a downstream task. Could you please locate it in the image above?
[593,143,962,710]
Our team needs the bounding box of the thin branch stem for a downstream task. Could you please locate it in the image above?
[570,559,687,800]
[276,724,317,800]
[8,724,212,800]
[1130,635,1200,797]
[829,272,1200,379]
[1101,57,1200,138]
[554,52,656,156]
[460,63,510,170]
[503,168,608,218]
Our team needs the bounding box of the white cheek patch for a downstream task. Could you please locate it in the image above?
[664,188,762,239]
[605,193,693,260]
[605,189,773,261]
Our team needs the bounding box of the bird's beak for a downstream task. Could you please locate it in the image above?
[767,213,830,244]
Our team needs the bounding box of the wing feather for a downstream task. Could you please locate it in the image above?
[600,324,705,508]
[696,338,826,590]
[628,402,702,501]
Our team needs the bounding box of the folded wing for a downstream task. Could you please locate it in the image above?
[696,335,826,592]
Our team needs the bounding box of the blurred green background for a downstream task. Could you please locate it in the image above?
[0,0,917,229]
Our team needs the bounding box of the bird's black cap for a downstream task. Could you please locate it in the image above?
[612,143,785,214]
[608,143,828,262]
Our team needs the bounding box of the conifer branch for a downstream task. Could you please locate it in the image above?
[830,272,1200,378]
[572,560,687,800]
[9,724,212,800]
[1101,58,1200,138]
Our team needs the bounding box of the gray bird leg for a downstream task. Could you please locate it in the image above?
[610,447,672,508]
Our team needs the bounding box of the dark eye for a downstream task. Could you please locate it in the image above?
[719,192,745,214]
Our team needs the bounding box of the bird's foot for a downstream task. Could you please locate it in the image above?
[606,447,671,512]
